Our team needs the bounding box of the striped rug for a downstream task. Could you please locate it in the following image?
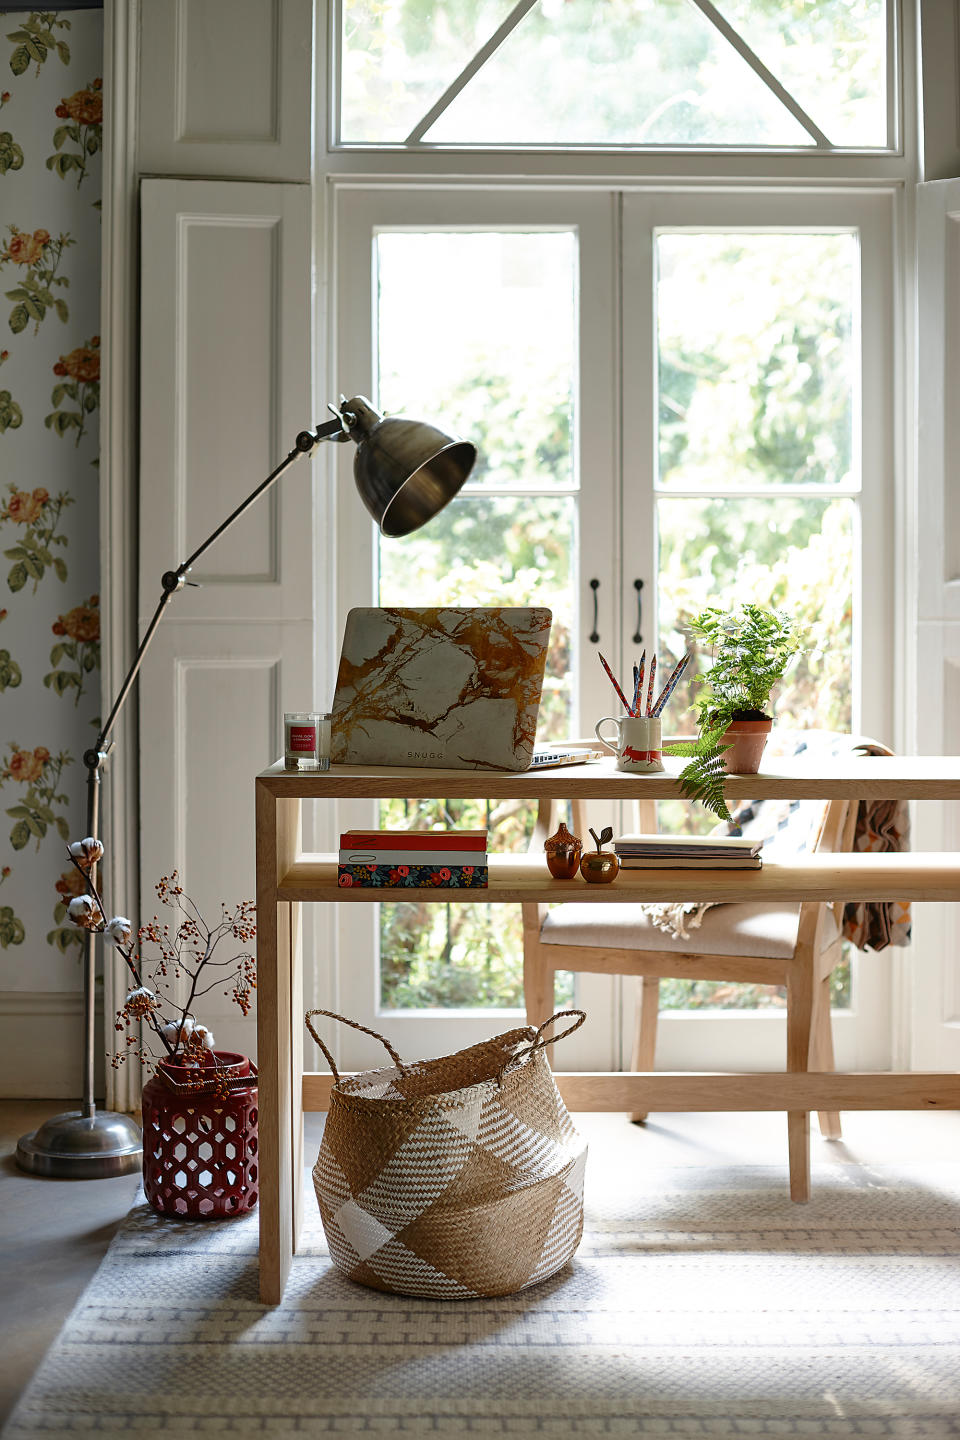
[5,1122,960,1437]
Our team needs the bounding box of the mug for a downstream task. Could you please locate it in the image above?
[594,715,664,774]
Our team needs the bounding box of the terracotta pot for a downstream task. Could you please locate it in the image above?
[721,717,773,774]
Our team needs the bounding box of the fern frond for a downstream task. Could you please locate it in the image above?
[664,726,732,823]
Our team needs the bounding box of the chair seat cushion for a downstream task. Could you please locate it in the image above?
[539,901,839,959]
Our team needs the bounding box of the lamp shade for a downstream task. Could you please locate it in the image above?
[342,396,477,538]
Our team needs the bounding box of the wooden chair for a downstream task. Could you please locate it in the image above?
[522,792,859,1200]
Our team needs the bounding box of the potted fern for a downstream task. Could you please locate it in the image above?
[668,603,805,821]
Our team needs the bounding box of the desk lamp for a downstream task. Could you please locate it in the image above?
[16,397,477,1178]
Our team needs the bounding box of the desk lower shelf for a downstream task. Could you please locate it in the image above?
[278,851,960,903]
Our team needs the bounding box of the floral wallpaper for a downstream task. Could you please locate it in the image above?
[0,9,102,990]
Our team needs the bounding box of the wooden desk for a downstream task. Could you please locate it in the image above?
[255,753,960,1304]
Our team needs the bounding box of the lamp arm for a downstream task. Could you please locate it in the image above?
[88,415,347,767]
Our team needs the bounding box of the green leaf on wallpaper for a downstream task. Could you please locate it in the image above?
[54,298,68,323]
[7,561,27,593]
[83,390,97,412]
[9,818,29,851]
[0,133,24,174]
[82,649,96,672]
[52,557,67,582]
[52,126,68,151]
[0,907,25,949]
[0,650,21,691]
[49,643,65,666]
[5,805,31,820]
[55,816,70,842]
[22,554,42,581]
[56,42,70,65]
[24,39,46,64]
[51,383,67,407]
[9,45,29,78]
[8,304,28,335]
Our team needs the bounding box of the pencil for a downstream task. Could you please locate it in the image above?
[598,652,632,715]
[651,653,691,718]
[632,651,645,717]
[644,654,657,716]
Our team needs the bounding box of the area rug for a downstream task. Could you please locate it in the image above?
[6,1131,960,1438]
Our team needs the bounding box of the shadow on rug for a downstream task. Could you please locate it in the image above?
[5,1143,960,1437]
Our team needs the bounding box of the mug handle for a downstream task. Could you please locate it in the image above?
[594,716,621,754]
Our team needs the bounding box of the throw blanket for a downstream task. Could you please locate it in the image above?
[642,736,911,951]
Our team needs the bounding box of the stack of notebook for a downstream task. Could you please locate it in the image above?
[337,829,489,888]
[614,834,764,869]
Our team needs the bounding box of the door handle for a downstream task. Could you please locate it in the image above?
[632,578,643,645]
[588,578,599,644]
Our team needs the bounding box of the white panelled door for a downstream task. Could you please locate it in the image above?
[139,180,313,1062]
[914,178,960,1071]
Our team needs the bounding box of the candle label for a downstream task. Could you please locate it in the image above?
[288,725,317,753]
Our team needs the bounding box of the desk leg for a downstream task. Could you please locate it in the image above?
[256,787,301,1304]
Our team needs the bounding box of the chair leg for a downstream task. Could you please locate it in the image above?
[522,907,554,1030]
[786,960,814,1203]
[811,973,842,1140]
[629,975,660,1125]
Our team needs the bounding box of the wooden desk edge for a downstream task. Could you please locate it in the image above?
[301,1070,960,1112]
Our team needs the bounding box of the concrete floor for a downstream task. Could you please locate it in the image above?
[3,1099,960,1428]
[0,1101,141,1428]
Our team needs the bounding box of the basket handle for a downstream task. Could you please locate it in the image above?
[304,1008,405,1084]
[497,1008,586,1083]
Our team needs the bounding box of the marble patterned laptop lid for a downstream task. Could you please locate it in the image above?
[330,607,553,771]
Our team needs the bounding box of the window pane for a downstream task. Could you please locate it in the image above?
[341,1,888,149]
[719,0,886,149]
[340,0,517,143]
[377,230,576,488]
[429,0,808,146]
[657,495,855,735]
[375,227,579,1012]
[657,233,857,490]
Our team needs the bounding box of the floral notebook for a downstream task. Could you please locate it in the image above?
[330,606,553,771]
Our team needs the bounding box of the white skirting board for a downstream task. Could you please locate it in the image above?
[0,993,105,1100]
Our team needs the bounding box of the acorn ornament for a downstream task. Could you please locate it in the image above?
[544,820,583,879]
[580,826,620,884]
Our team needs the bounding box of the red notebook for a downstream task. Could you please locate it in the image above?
[339,829,488,852]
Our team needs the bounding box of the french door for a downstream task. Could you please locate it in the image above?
[324,183,894,1075]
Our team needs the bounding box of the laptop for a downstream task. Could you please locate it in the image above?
[330,606,552,771]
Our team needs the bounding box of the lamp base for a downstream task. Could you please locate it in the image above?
[16,1108,143,1179]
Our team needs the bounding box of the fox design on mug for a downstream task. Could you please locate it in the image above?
[594,714,665,774]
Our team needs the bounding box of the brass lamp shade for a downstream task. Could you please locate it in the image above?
[342,396,477,538]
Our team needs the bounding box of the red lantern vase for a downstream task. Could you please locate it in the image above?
[141,1050,259,1218]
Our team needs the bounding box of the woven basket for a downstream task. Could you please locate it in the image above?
[306,1008,588,1299]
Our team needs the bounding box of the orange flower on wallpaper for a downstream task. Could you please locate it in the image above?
[55,79,102,129]
[5,487,50,525]
[53,337,99,384]
[6,746,51,785]
[47,594,100,705]
[4,228,49,266]
[48,335,99,445]
[52,600,99,644]
[55,867,88,900]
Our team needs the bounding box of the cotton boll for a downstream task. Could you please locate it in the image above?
[105,915,132,948]
[193,1024,215,1051]
[68,837,104,867]
[67,895,97,926]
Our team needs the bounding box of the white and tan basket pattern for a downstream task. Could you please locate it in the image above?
[307,1010,588,1299]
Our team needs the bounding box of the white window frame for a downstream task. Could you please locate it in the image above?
[312,3,917,1073]
[328,0,904,158]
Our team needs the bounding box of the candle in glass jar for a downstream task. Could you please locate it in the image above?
[284,712,319,770]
